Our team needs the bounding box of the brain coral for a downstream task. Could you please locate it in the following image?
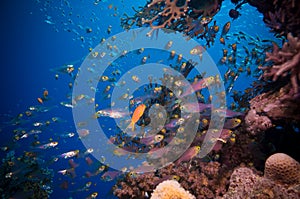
[150,180,195,199]
[264,153,300,185]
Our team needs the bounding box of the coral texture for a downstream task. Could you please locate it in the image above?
[223,167,300,199]
[113,160,231,199]
[245,109,273,136]
[260,33,300,96]
[245,83,300,135]
[264,153,300,185]
[150,180,196,199]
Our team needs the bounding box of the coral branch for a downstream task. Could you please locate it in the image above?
[260,33,300,96]
[142,0,189,30]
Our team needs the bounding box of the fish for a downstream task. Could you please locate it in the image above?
[96,109,129,119]
[221,22,231,36]
[212,108,243,117]
[37,141,58,149]
[138,134,164,146]
[220,37,225,45]
[126,104,146,132]
[224,118,241,129]
[59,150,79,159]
[175,146,201,165]
[78,129,90,138]
[101,170,121,181]
[180,102,212,113]
[181,76,215,97]
[86,192,98,199]
[189,45,205,60]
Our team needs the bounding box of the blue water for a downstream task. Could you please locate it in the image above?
[0,0,281,198]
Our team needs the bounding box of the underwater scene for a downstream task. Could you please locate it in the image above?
[1,0,300,198]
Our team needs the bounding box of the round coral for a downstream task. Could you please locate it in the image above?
[150,180,195,199]
[264,153,300,185]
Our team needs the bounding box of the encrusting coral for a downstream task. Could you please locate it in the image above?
[264,153,300,185]
[224,153,300,199]
[223,166,300,199]
[150,180,196,199]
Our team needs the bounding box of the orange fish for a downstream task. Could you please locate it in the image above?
[220,37,225,45]
[221,21,231,36]
[128,104,146,132]
[37,97,43,104]
[43,90,48,98]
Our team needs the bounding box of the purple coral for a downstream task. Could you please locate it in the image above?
[245,109,273,136]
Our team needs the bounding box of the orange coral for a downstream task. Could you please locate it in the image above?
[142,0,189,30]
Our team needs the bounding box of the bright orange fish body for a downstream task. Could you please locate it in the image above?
[129,104,146,131]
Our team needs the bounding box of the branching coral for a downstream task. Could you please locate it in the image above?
[121,0,222,39]
[245,34,300,135]
[247,0,300,37]
[142,0,189,30]
[151,180,195,199]
[260,33,300,96]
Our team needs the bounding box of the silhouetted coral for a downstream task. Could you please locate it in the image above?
[247,0,300,37]
[121,0,222,38]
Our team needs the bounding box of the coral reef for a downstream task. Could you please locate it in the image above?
[245,34,300,135]
[247,0,300,37]
[245,109,273,136]
[223,166,300,199]
[264,153,300,185]
[0,150,53,198]
[245,83,300,135]
[113,160,231,199]
[150,180,195,199]
[121,0,222,39]
[260,33,300,96]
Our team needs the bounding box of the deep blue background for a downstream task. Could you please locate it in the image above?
[0,0,278,198]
